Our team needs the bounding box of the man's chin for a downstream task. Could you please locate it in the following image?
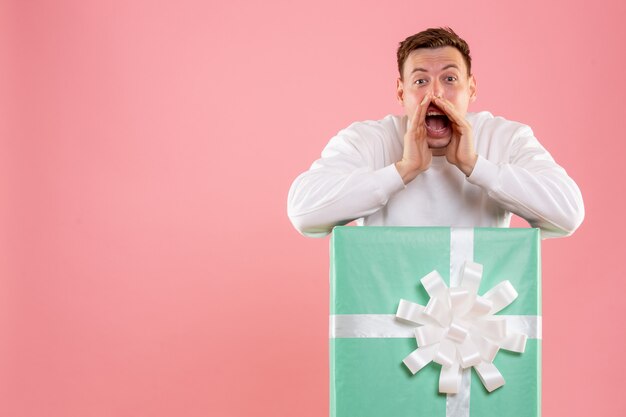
[427,137,451,153]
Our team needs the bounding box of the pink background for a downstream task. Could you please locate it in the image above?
[1,1,624,416]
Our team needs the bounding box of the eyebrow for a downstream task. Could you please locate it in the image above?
[410,64,460,75]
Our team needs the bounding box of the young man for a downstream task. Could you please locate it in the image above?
[287,28,584,238]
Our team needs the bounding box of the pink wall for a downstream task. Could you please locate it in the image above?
[1,0,624,416]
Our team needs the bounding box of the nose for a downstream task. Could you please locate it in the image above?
[431,79,444,98]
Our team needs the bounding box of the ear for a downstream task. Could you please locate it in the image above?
[396,78,404,105]
[469,74,477,102]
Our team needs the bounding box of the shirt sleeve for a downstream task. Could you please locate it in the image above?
[287,128,406,237]
[466,126,585,238]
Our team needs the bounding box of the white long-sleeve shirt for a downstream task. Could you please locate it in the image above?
[287,111,584,239]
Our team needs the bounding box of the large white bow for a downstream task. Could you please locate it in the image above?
[396,261,527,393]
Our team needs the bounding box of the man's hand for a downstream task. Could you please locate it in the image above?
[395,95,433,184]
[431,96,478,176]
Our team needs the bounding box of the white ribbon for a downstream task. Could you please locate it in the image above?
[396,261,528,394]
[330,314,540,339]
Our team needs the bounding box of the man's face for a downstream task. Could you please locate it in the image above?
[397,46,477,154]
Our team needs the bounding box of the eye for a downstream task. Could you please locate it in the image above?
[445,76,458,82]
[414,79,428,86]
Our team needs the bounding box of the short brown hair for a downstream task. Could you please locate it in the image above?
[397,27,472,79]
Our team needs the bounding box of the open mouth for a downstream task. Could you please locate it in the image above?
[425,104,451,139]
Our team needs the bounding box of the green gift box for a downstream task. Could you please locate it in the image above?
[330,227,541,417]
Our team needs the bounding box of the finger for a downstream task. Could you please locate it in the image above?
[432,96,467,128]
[408,94,432,133]
[416,94,431,131]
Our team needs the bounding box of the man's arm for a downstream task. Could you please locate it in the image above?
[466,127,585,238]
[433,97,584,238]
[287,133,405,237]
[288,98,434,237]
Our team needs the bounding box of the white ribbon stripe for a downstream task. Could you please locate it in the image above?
[396,261,529,394]
[330,314,540,339]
